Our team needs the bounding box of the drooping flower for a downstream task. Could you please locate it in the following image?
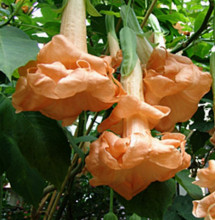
[12,0,125,126]
[192,160,215,219]
[12,35,125,126]
[144,48,212,131]
[193,160,215,193]
[193,192,215,219]
[86,95,191,200]
[86,25,190,200]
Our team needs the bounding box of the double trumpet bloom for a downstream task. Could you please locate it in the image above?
[192,160,215,219]
[144,48,212,131]
[86,95,191,200]
[12,35,125,126]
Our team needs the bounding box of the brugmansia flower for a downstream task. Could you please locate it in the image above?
[144,48,212,131]
[192,160,215,219]
[86,95,191,200]
[12,35,125,126]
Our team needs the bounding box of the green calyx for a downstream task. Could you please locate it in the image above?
[104,212,118,220]
[105,14,118,41]
[120,26,138,77]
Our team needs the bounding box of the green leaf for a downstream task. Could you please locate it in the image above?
[86,0,102,17]
[0,95,71,188]
[74,135,97,144]
[157,12,189,24]
[175,170,203,200]
[194,9,207,32]
[0,134,46,206]
[64,128,85,163]
[0,26,39,80]
[100,10,120,18]
[41,6,59,20]
[120,27,138,77]
[117,179,176,219]
[43,22,60,36]
[164,195,203,220]
[120,5,143,35]
[187,41,213,59]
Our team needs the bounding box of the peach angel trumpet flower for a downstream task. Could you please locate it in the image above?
[85,37,191,200]
[193,193,215,219]
[12,35,125,126]
[12,0,125,126]
[192,160,215,219]
[144,48,212,132]
[85,94,191,200]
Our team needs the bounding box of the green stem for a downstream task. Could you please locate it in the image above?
[85,112,99,135]
[109,188,114,213]
[0,175,3,219]
[47,162,82,220]
[18,23,43,30]
[77,111,86,137]
[141,0,158,28]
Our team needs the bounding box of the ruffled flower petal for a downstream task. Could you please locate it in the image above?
[144,48,212,131]
[193,192,215,219]
[12,35,125,125]
[193,160,215,193]
[86,95,190,200]
[98,95,170,135]
[86,130,190,200]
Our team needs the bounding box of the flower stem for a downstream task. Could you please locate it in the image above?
[85,112,99,135]
[141,0,158,28]
[60,0,87,52]
[109,188,114,213]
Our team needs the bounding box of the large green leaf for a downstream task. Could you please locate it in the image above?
[117,179,176,219]
[0,95,71,188]
[164,195,203,220]
[0,134,46,206]
[0,26,39,80]
[175,170,203,200]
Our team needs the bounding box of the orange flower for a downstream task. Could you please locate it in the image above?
[12,35,125,126]
[193,160,215,193]
[144,48,212,131]
[192,160,215,219]
[193,192,215,219]
[86,95,191,200]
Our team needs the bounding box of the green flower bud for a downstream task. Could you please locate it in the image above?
[104,211,118,220]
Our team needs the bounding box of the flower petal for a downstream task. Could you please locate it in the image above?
[86,130,190,200]
[98,95,170,135]
[144,48,212,131]
[193,192,215,218]
[193,160,215,193]
[12,35,125,125]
